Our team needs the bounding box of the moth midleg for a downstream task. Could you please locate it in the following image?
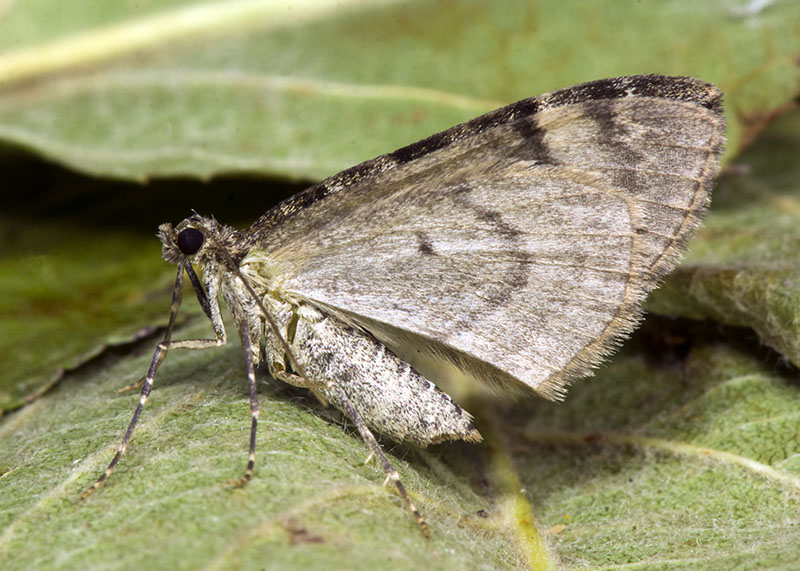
[228,320,260,487]
[328,383,430,538]
[80,266,227,500]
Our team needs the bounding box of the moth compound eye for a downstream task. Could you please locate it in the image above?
[177,228,204,255]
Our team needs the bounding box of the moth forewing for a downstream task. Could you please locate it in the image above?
[81,74,725,538]
[256,76,725,400]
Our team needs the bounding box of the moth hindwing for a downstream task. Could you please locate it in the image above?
[82,74,726,536]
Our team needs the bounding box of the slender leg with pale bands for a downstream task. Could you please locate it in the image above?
[79,335,223,500]
[80,266,226,500]
[329,383,430,538]
[229,321,260,488]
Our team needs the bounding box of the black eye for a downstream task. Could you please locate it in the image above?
[177,228,204,255]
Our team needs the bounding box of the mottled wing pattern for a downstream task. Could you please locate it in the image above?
[245,75,725,399]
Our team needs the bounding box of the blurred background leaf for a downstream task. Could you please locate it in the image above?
[1,0,799,569]
[0,0,797,180]
[648,108,800,369]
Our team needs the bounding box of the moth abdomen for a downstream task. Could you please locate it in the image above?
[286,305,482,446]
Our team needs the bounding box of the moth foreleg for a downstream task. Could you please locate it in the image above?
[79,336,224,501]
[270,367,307,387]
[80,265,229,500]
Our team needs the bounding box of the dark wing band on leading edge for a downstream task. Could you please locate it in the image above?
[247,74,722,242]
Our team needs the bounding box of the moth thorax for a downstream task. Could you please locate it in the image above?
[240,254,287,296]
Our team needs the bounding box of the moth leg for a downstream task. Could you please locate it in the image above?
[329,383,430,538]
[268,361,330,407]
[79,336,224,500]
[229,320,260,488]
[80,265,227,501]
[271,368,307,387]
[117,376,145,394]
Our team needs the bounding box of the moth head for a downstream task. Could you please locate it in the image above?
[156,217,219,325]
[158,223,197,265]
[158,216,218,264]
[159,215,248,269]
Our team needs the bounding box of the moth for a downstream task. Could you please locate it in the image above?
[81,75,726,536]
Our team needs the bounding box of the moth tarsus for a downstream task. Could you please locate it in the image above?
[81,74,725,537]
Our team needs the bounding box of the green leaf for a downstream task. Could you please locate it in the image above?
[1,316,798,569]
[0,212,174,411]
[2,0,799,410]
[0,315,521,569]
[514,332,800,568]
[2,0,799,413]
